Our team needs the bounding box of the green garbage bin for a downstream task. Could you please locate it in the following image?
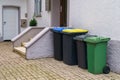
[84,36,110,74]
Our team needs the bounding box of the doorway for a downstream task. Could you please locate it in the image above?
[51,0,67,27]
[60,0,67,27]
[3,6,20,40]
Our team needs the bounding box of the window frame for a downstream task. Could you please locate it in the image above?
[34,0,42,17]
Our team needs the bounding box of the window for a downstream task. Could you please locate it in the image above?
[34,0,42,17]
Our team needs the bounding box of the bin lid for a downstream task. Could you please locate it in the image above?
[62,29,88,33]
[74,34,97,41]
[84,36,110,43]
[52,27,65,32]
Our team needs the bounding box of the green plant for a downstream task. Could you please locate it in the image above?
[29,18,37,26]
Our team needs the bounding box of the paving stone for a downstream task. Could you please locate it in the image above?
[0,42,120,80]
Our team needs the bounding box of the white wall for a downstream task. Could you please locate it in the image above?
[69,0,120,40]
[27,0,51,27]
[0,0,27,38]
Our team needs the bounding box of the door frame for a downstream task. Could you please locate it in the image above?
[2,6,20,40]
[51,0,70,27]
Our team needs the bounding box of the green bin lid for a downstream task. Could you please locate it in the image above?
[84,36,110,43]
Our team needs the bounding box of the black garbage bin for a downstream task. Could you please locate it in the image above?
[51,27,66,61]
[74,34,97,69]
[62,29,88,65]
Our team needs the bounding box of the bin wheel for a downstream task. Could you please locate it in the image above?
[103,66,110,74]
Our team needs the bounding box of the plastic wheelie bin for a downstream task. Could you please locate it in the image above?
[74,34,97,69]
[84,36,110,74]
[51,27,66,61]
[62,29,88,65]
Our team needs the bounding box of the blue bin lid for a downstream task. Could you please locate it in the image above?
[52,27,66,32]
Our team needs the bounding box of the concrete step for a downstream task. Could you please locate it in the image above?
[21,38,32,47]
[13,47,26,57]
[21,42,28,47]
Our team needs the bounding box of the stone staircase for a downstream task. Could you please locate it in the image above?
[14,47,26,57]
[13,39,31,57]
[12,27,54,59]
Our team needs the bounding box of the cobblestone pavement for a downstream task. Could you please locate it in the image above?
[0,42,120,80]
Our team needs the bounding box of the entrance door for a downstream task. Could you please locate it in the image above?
[60,0,67,27]
[3,7,19,40]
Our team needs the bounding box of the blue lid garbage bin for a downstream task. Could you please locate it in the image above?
[74,34,97,69]
[62,29,88,65]
[51,27,69,61]
[84,36,110,74]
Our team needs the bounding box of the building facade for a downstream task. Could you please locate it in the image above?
[1,0,120,73]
